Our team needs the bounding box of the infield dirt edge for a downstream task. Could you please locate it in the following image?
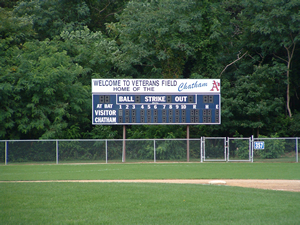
[1,179,299,192]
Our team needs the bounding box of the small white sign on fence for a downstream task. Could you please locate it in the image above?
[254,141,265,150]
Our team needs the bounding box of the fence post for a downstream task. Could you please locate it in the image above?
[249,137,252,162]
[251,135,254,163]
[226,137,229,162]
[200,137,203,163]
[201,137,205,162]
[5,141,7,165]
[106,139,108,164]
[56,140,59,164]
[187,125,190,162]
[122,125,126,163]
[296,137,298,163]
[154,140,156,163]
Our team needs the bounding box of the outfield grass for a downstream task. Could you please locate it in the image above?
[1,182,300,225]
[0,163,300,181]
[1,163,299,224]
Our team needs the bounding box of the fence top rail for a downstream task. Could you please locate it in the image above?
[0,138,202,142]
[254,137,299,140]
[0,137,299,142]
[59,138,202,141]
[228,137,251,140]
[203,137,226,139]
[0,139,57,142]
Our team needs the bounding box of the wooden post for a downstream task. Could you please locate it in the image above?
[187,125,190,162]
[122,125,126,162]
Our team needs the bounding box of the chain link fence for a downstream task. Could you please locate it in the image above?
[228,138,252,162]
[202,137,226,161]
[0,137,298,164]
[253,137,299,163]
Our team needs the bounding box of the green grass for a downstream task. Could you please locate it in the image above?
[1,182,299,225]
[1,163,299,224]
[1,163,300,181]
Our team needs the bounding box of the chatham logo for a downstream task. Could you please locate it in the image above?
[177,81,207,92]
[210,80,220,91]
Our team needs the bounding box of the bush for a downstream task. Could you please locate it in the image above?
[256,135,285,159]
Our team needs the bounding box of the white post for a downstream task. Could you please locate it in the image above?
[200,137,203,163]
[187,125,190,162]
[204,137,206,162]
[249,137,252,162]
[154,140,156,163]
[251,135,254,163]
[5,141,7,165]
[122,125,126,163]
[56,140,59,164]
[225,137,229,162]
[296,137,298,163]
[106,139,108,164]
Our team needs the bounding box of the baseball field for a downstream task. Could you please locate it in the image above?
[1,163,299,224]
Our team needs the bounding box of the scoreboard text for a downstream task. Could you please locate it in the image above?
[92,79,220,125]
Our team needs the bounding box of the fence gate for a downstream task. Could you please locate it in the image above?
[202,137,226,161]
[228,137,252,162]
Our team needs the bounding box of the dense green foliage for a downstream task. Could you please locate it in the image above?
[1,0,300,140]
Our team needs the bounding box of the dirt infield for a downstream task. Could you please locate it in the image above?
[2,179,300,192]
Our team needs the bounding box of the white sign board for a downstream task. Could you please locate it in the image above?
[92,79,220,94]
[254,141,265,150]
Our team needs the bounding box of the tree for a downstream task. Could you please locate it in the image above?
[59,26,121,84]
[86,0,128,33]
[109,0,221,78]
[13,0,91,40]
[0,0,18,8]
[223,64,286,137]
[0,39,90,139]
[1,4,124,140]
[0,7,34,138]
[234,0,300,117]
[212,0,300,137]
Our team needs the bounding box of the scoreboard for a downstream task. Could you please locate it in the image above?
[92,79,220,125]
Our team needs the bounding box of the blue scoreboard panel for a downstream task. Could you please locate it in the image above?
[92,79,221,125]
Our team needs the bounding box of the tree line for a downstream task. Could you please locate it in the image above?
[1,0,299,140]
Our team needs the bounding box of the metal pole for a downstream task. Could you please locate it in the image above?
[200,137,203,163]
[122,125,126,162]
[251,135,254,163]
[154,140,156,163]
[5,141,7,165]
[106,139,108,164]
[56,140,59,164]
[249,137,251,162]
[225,137,229,162]
[203,137,205,163]
[203,137,206,162]
[187,125,190,162]
[296,137,298,163]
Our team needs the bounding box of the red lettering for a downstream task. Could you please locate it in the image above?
[210,80,220,91]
